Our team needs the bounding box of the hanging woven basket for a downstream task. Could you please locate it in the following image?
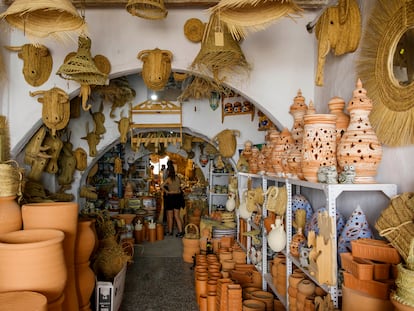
[126,0,168,20]
[0,0,87,43]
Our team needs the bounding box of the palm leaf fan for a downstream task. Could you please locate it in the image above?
[208,0,302,41]
[191,13,250,84]
[56,36,108,111]
[0,0,87,44]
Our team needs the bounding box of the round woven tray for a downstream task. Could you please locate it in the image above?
[184,18,204,43]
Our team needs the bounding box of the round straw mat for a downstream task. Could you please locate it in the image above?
[184,18,205,43]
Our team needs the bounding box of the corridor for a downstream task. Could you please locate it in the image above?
[121,234,199,311]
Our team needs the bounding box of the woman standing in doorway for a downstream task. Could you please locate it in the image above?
[162,162,184,237]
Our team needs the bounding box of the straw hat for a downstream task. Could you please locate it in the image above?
[208,0,302,40]
[126,0,168,20]
[0,0,87,43]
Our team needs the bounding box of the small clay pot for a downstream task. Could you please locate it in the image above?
[297,279,316,297]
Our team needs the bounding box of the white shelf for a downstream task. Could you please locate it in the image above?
[236,172,398,310]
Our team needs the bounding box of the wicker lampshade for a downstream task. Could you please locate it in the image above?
[126,0,168,20]
[57,36,107,86]
[209,0,302,40]
[0,0,87,43]
[191,13,250,83]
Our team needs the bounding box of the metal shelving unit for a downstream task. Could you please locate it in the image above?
[236,172,398,309]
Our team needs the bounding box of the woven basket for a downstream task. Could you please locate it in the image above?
[375,192,414,263]
[0,0,87,42]
[0,160,24,198]
[126,0,168,20]
[184,18,205,43]
[184,223,200,239]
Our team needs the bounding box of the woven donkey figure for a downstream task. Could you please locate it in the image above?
[81,122,101,157]
[90,101,106,136]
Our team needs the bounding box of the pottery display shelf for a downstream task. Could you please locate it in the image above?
[236,172,397,309]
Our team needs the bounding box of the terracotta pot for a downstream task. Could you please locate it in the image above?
[297,279,316,297]
[195,276,208,304]
[0,291,48,311]
[289,273,305,289]
[207,291,216,311]
[301,113,337,182]
[328,96,350,144]
[0,195,22,234]
[134,229,144,243]
[242,299,266,311]
[0,229,67,303]
[75,219,95,264]
[156,223,164,240]
[251,290,274,311]
[337,79,382,183]
[22,202,79,311]
[75,261,95,310]
[243,286,261,300]
[199,294,208,311]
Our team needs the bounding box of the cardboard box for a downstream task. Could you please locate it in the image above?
[96,264,127,311]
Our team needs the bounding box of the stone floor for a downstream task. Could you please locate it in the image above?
[120,233,199,311]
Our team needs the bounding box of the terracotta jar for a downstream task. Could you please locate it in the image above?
[0,229,67,303]
[75,261,95,311]
[243,299,266,311]
[337,79,382,183]
[279,128,294,177]
[290,227,306,257]
[0,291,48,311]
[301,113,337,182]
[22,202,80,311]
[0,195,22,234]
[75,219,96,264]
[328,96,350,144]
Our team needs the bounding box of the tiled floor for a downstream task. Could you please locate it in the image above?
[121,234,199,311]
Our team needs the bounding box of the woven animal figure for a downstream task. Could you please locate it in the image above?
[43,134,63,174]
[212,129,240,158]
[24,126,51,181]
[314,0,361,86]
[90,101,106,136]
[30,87,70,136]
[115,112,131,144]
[74,147,87,171]
[137,48,172,91]
[58,139,76,185]
[81,122,101,157]
[5,44,52,87]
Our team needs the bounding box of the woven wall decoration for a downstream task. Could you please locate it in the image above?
[0,0,87,43]
[56,36,108,111]
[357,0,414,146]
[208,0,302,41]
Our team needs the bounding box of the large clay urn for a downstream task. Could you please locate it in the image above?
[0,229,67,305]
[0,195,22,234]
[22,202,79,311]
[301,113,337,183]
[0,291,48,311]
[337,79,382,183]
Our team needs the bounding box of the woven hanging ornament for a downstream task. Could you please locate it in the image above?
[191,13,250,84]
[126,0,167,20]
[208,0,302,41]
[0,0,87,43]
[57,36,108,111]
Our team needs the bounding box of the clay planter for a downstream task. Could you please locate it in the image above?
[0,291,48,311]
[22,201,80,311]
[337,79,382,183]
[297,279,316,297]
[242,299,266,311]
[0,229,67,303]
[0,195,22,234]
[301,113,337,183]
[251,290,274,311]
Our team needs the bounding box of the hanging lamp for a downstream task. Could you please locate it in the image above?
[208,0,302,41]
[56,36,109,111]
[0,0,87,43]
[191,12,250,84]
[126,0,168,20]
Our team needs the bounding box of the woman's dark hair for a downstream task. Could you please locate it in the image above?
[167,163,177,180]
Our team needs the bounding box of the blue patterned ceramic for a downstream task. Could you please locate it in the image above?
[305,206,345,238]
[292,194,313,234]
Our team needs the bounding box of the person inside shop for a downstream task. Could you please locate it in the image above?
[162,161,184,237]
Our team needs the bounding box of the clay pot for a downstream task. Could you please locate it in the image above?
[0,291,48,311]
[242,299,266,311]
[22,202,80,311]
[251,290,274,311]
[337,79,382,183]
[75,261,95,310]
[297,279,316,297]
[301,113,337,182]
[328,96,350,144]
[0,229,67,303]
[75,219,96,264]
[290,228,306,257]
[0,195,22,234]
[243,287,261,300]
[199,294,208,311]
[156,223,164,240]
[207,292,216,311]
[289,273,305,289]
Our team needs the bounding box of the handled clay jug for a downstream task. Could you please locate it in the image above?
[267,217,287,252]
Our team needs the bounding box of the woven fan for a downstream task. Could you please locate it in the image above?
[208,0,302,41]
[126,0,168,20]
[191,12,250,84]
[0,0,87,43]
[56,36,108,111]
